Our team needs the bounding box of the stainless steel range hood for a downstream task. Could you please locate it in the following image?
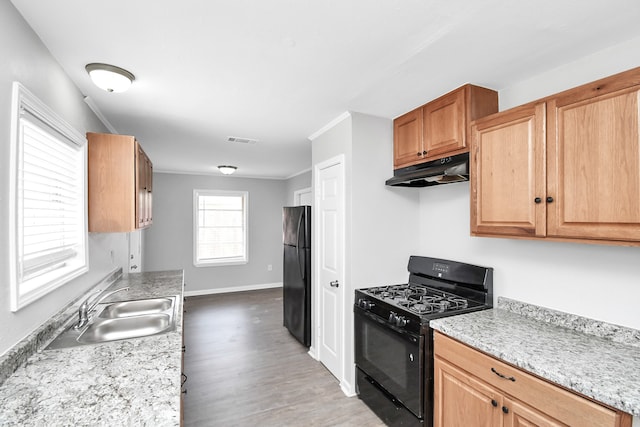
[385,153,469,187]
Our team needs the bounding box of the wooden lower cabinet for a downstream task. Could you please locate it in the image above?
[436,358,502,426]
[505,397,566,427]
[434,332,631,427]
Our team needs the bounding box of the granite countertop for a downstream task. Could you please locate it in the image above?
[430,297,640,417]
[0,270,184,427]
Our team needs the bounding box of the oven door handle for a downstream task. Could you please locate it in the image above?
[354,306,420,343]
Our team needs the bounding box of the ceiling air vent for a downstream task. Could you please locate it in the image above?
[227,136,258,144]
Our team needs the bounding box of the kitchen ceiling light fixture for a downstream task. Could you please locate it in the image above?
[85,63,135,93]
[218,165,237,175]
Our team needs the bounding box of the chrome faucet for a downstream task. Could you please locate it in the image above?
[74,287,130,329]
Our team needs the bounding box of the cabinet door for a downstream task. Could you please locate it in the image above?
[547,86,640,242]
[434,358,502,427]
[136,144,153,228]
[471,103,546,237]
[146,154,153,225]
[423,87,466,159]
[88,132,137,232]
[394,108,423,168]
[135,143,146,228]
[503,397,568,427]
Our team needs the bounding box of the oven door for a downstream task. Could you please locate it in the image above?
[354,307,424,418]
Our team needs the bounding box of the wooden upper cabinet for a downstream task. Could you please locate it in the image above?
[471,66,640,246]
[393,108,423,169]
[136,144,153,228]
[423,86,466,158]
[547,85,640,242]
[393,84,498,170]
[471,102,546,238]
[88,132,153,232]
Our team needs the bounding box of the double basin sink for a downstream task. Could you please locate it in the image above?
[46,295,178,350]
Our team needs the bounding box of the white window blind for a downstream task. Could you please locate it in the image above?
[193,190,248,266]
[9,82,88,311]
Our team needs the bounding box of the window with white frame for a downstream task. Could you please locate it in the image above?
[9,82,88,312]
[193,190,248,266]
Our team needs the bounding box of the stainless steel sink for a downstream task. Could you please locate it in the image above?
[78,313,172,344]
[45,295,178,350]
[98,297,174,318]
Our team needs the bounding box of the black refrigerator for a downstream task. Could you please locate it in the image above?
[282,206,311,347]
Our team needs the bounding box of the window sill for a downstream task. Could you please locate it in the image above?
[194,259,248,268]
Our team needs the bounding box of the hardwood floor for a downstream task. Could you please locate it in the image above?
[182,287,385,427]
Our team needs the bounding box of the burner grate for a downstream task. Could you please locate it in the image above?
[364,284,471,316]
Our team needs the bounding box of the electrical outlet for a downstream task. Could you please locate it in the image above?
[267,264,273,271]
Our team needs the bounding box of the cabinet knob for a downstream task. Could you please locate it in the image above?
[491,399,498,407]
[546,196,554,203]
[534,197,542,204]
[502,406,509,414]
[422,150,427,155]
[417,152,422,157]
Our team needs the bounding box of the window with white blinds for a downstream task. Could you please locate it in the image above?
[9,82,88,311]
[193,190,248,266]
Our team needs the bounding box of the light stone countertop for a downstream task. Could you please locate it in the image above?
[0,270,184,427]
[430,297,640,417]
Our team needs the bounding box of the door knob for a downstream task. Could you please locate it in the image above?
[330,280,339,288]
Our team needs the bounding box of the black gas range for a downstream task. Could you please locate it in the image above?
[354,256,493,426]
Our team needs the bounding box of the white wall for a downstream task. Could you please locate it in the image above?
[350,112,421,286]
[418,37,640,330]
[499,35,640,111]
[143,172,286,293]
[0,1,128,356]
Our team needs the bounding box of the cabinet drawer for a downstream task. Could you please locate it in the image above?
[434,332,625,427]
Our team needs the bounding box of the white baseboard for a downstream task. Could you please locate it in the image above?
[341,380,357,397]
[184,282,282,297]
[307,346,319,360]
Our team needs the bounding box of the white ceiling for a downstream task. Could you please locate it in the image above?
[10,0,640,179]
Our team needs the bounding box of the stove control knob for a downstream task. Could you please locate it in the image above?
[358,299,375,310]
[396,316,408,327]
[388,312,397,324]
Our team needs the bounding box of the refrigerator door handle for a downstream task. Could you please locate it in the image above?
[296,212,305,279]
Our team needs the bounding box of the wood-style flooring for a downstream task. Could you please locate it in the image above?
[182,287,385,427]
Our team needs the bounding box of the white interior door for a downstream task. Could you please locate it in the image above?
[316,158,344,381]
[294,187,312,206]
